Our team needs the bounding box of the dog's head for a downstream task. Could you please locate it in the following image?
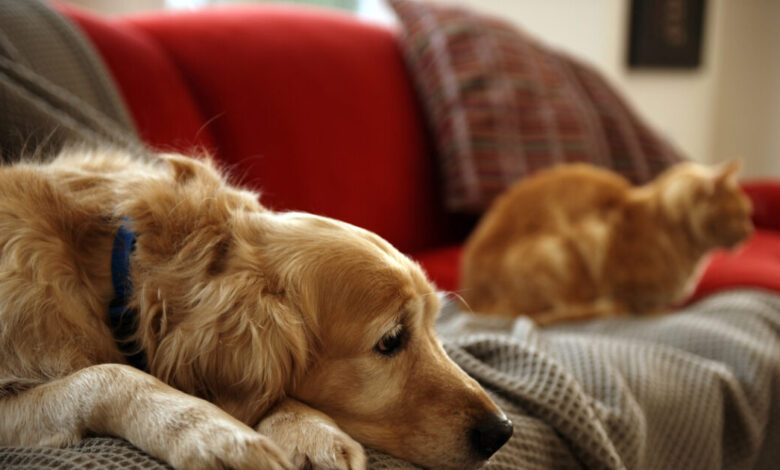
[254,213,513,469]
[132,156,511,468]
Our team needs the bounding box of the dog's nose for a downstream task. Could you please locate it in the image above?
[469,414,513,459]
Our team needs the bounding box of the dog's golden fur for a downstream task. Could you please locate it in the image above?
[0,148,511,469]
[461,161,754,324]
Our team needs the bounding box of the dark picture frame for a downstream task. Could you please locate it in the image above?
[628,0,707,68]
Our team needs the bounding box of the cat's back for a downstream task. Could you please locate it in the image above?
[507,163,629,214]
[470,164,631,246]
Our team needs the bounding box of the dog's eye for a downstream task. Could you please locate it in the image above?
[375,326,404,357]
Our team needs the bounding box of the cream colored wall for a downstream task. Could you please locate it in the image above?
[710,0,780,178]
[445,0,779,178]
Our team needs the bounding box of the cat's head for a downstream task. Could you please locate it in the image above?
[657,160,753,249]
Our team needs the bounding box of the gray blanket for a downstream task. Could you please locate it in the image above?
[2,289,779,469]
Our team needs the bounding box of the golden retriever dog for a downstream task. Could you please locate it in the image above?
[0,148,512,469]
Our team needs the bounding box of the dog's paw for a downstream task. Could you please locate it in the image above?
[270,420,366,470]
[258,399,366,470]
[168,414,293,470]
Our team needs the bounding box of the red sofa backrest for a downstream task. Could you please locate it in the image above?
[59,4,450,254]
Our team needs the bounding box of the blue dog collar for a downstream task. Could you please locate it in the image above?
[109,218,147,371]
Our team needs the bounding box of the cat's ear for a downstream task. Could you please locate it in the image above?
[714,159,742,184]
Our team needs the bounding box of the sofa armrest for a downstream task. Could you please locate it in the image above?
[743,180,780,231]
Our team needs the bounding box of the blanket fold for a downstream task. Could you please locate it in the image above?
[0,0,139,161]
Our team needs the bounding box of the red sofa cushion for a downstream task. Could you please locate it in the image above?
[413,244,462,292]
[692,229,780,302]
[59,3,450,254]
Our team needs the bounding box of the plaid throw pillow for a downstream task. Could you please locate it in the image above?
[387,0,684,213]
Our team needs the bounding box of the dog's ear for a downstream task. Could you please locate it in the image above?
[157,153,263,214]
[140,268,310,424]
[159,153,222,186]
[122,154,245,260]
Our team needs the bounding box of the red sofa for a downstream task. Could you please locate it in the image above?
[57,2,780,301]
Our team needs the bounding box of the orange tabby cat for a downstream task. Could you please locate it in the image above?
[461,161,753,324]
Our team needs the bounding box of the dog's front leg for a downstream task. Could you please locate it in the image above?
[0,364,291,470]
[258,397,366,470]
